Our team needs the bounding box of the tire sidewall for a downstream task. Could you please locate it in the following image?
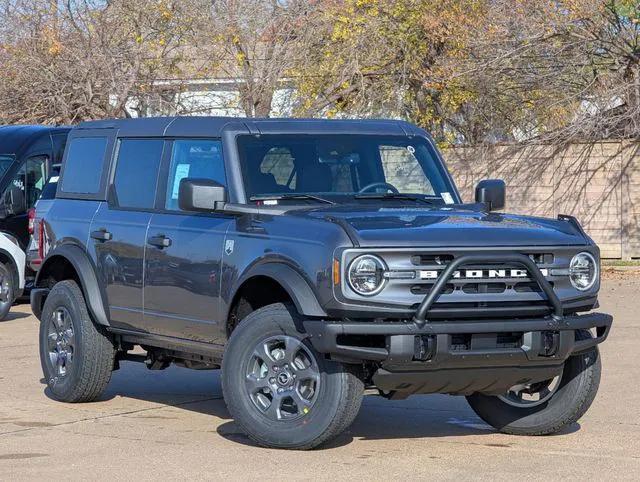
[39,282,87,400]
[222,305,349,448]
[0,262,13,320]
[468,347,601,432]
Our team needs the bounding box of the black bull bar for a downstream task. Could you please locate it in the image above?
[413,253,563,325]
[304,253,613,363]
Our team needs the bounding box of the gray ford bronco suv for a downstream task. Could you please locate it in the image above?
[32,117,612,449]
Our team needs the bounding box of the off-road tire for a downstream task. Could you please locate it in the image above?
[466,329,601,435]
[222,303,364,450]
[39,280,115,402]
[0,262,14,321]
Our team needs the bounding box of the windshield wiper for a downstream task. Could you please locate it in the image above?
[249,194,335,205]
[353,192,436,204]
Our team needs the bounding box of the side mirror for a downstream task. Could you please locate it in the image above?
[475,179,505,211]
[178,178,227,212]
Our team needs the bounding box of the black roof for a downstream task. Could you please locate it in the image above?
[76,116,426,138]
[0,125,70,156]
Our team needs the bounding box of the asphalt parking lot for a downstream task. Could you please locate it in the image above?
[1,279,639,480]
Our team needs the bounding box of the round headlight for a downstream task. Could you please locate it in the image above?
[569,252,598,291]
[347,254,386,296]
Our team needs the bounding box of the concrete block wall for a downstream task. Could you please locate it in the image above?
[443,142,640,259]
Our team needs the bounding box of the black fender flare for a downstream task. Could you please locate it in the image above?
[34,244,110,326]
[232,263,327,318]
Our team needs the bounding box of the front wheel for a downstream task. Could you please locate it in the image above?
[222,303,364,449]
[466,330,601,435]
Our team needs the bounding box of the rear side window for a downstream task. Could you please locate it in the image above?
[60,137,108,194]
[112,139,164,209]
[40,176,59,200]
[52,132,68,164]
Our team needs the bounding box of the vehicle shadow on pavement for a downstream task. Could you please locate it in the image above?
[217,391,580,448]
[43,361,232,421]
[42,362,580,449]
[217,403,580,449]
[3,310,31,321]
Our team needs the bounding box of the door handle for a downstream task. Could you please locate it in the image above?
[90,229,112,242]
[148,235,172,249]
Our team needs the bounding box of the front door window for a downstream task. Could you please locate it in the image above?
[25,155,48,209]
[0,155,47,217]
[164,139,225,211]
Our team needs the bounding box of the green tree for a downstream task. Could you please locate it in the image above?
[293,0,489,144]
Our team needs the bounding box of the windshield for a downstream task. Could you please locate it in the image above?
[237,135,457,204]
[0,155,15,178]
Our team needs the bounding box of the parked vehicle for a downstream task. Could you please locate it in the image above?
[32,117,612,449]
[0,126,69,295]
[27,176,58,272]
[0,126,69,249]
[0,231,25,320]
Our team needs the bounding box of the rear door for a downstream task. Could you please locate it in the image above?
[89,138,165,332]
[56,130,115,259]
[143,138,231,342]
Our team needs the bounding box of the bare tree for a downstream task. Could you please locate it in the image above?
[0,0,190,124]
[459,0,640,143]
[182,0,318,117]
[1,0,638,145]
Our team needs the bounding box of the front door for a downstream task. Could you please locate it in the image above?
[143,139,231,343]
[90,138,164,332]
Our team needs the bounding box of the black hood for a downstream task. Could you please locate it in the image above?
[291,205,587,247]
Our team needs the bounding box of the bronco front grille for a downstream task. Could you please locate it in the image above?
[340,246,584,319]
[406,256,553,296]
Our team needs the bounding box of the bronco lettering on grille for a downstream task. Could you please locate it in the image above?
[419,268,549,280]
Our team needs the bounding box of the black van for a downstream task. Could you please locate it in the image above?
[0,126,70,250]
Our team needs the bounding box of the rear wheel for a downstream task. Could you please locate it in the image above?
[39,280,115,402]
[466,330,601,435]
[0,262,14,321]
[222,303,364,449]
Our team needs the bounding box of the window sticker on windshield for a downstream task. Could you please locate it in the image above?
[407,145,416,155]
[442,192,454,204]
[171,164,190,199]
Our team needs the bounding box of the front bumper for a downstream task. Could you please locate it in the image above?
[303,312,612,397]
[304,312,612,363]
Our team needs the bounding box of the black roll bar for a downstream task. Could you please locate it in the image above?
[413,253,564,327]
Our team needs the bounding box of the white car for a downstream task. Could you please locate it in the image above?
[0,232,25,320]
